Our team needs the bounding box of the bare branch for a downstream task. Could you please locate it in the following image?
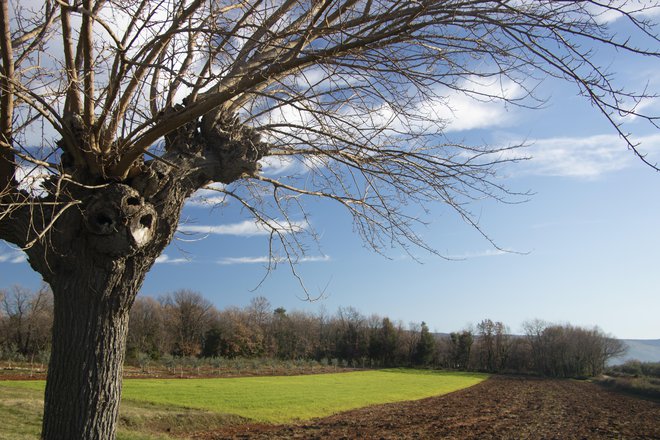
[0,0,15,190]
[81,0,95,131]
[13,1,57,68]
[59,1,81,114]
[103,0,205,149]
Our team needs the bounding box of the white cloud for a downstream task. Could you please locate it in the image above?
[217,255,331,265]
[616,97,660,122]
[217,256,272,265]
[187,183,227,207]
[586,1,660,24]
[503,133,660,178]
[178,219,308,237]
[298,255,331,263]
[0,251,27,264]
[258,74,523,158]
[14,163,50,197]
[298,67,327,86]
[155,254,190,264]
[259,156,298,176]
[425,77,524,133]
[445,249,507,259]
[439,95,516,132]
[364,76,524,137]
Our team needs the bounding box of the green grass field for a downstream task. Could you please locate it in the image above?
[0,369,487,439]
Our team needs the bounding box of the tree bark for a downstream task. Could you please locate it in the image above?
[29,181,169,440]
[33,183,170,440]
[42,271,140,440]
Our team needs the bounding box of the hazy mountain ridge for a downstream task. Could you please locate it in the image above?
[614,339,660,364]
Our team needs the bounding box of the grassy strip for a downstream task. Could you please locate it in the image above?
[1,369,487,438]
[596,376,660,401]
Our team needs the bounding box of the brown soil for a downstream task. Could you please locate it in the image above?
[193,375,660,440]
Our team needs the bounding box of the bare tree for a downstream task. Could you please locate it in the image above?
[475,319,510,372]
[522,321,626,377]
[0,284,52,358]
[334,306,368,363]
[160,289,216,356]
[523,318,549,373]
[213,306,265,357]
[246,295,272,328]
[401,321,422,364]
[126,296,165,359]
[0,1,659,438]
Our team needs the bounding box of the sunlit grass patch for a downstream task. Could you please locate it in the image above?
[120,369,487,423]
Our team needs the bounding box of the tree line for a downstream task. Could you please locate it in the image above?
[0,286,625,378]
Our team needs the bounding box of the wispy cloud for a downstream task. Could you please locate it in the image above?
[178,219,308,237]
[0,251,27,264]
[370,76,524,136]
[258,73,523,159]
[503,133,660,178]
[155,254,190,264]
[217,255,331,265]
[615,97,660,123]
[445,249,507,259]
[427,76,524,132]
[187,183,227,207]
[259,155,299,176]
[587,1,660,24]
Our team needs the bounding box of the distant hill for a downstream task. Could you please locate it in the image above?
[611,339,660,365]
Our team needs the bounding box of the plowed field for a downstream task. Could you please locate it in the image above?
[195,376,660,440]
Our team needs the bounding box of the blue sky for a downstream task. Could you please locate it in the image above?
[2,13,660,340]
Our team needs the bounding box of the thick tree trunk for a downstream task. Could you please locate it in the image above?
[32,181,167,440]
[41,267,145,440]
[0,112,265,440]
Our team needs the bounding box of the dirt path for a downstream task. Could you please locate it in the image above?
[194,376,660,439]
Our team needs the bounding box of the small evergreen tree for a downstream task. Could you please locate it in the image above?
[368,317,398,366]
[414,322,436,366]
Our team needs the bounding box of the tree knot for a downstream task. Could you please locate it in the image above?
[200,112,269,183]
[84,184,158,256]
